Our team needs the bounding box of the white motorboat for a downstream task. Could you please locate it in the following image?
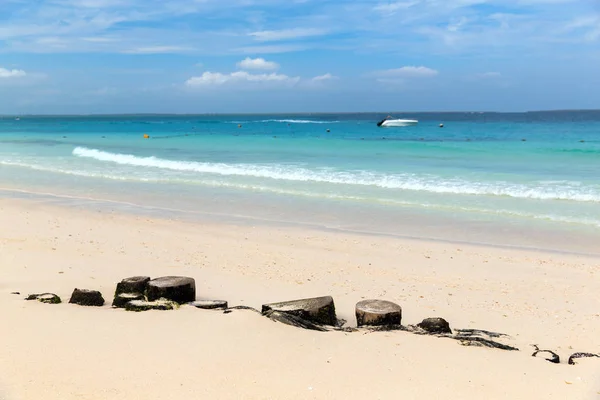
[377,116,418,127]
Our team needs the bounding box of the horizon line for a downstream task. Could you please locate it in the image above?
[1,109,599,117]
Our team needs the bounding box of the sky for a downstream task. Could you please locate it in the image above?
[0,0,599,114]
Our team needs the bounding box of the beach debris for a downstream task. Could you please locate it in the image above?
[125,298,177,312]
[190,300,228,310]
[568,352,600,365]
[531,345,560,363]
[262,296,337,327]
[26,293,62,304]
[368,324,517,351]
[264,310,329,332]
[112,293,145,308]
[69,289,105,307]
[355,299,402,327]
[225,305,261,314]
[473,341,517,351]
[11,291,20,295]
[115,276,151,296]
[417,317,452,334]
[146,276,196,304]
[405,326,517,351]
[454,330,518,351]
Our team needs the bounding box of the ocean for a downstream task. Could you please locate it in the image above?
[1,111,599,254]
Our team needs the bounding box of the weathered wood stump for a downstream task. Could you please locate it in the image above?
[355,299,402,327]
[146,276,196,303]
[262,296,337,326]
[190,300,228,310]
[125,299,177,312]
[112,293,145,308]
[26,293,62,304]
[115,276,151,296]
[417,317,452,334]
[69,289,105,307]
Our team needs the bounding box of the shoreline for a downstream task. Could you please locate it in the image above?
[1,197,599,399]
[2,185,600,258]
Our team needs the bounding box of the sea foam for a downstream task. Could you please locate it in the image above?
[71,147,600,203]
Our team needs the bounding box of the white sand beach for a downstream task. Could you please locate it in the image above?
[1,198,599,399]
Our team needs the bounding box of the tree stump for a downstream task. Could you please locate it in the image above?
[417,317,452,334]
[355,299,402,327]
[146,276,196,303]
[112,293,146,308]
[115,276,151,296]
[69,289,105,307]
[190,300,228,310]
[262,296,337,326]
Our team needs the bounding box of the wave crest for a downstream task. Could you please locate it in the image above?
[71,147,600,202]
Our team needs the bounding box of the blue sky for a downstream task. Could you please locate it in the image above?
[0,0,599,113]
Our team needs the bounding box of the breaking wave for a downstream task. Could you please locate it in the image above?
[70,147,600,203]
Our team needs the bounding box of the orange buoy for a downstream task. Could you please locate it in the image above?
[143,134,150,139]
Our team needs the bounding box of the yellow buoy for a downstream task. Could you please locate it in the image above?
[143,134,150,139]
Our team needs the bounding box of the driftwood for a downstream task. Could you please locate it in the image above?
[531,345,560,364]
[456,329,510,339]
[568,352,599,365]
[264,310,329,332]
[224,305,261,314]
[455,337,518,351]
[225,305,351,332]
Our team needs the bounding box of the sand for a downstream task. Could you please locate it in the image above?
[0,198,599,399]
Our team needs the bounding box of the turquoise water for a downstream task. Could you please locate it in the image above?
[1,112,599,252]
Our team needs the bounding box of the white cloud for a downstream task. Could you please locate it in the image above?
[0,68,27,78]
[563,16,600,42]
[185,71,300,86]
[237,57,279,71]
[237,44,307,54]
[51,0,127,8]
[249,28,328,41]
[0,0,596,58]
[311,73,337,81]
[374,1,418,15]
[121,46,192,54]
[82,36,117,43]
[375,66,439,78]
